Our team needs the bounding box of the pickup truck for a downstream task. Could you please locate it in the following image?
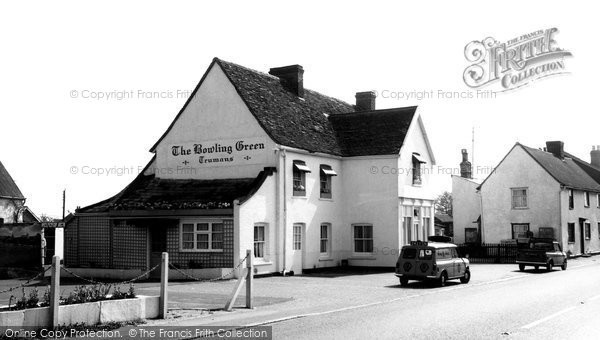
[516,238,567,271]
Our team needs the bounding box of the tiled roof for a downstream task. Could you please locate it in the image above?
[435,213,453,224]
[150,58,418,157]
[0,161,24,199]
[521,145,600,192]
[329,107,416,156]
[77,168,275,213]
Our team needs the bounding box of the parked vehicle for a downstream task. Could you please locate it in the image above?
[395,240,470,287]
[516,238,567,271]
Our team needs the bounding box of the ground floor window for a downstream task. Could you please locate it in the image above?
[254,224,266,258]
[320,223,331,255]
[511,223,529,239]
[585,222,591,240]
[568,223,575,243]
[465,228,478,243]
[180,220,224,251]
[293,224,303,250]
[598,222,600,239]
[353,224,373,253]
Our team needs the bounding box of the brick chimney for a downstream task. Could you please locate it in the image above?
[460,149,472,179]
[355,91,376,111]
[591,145,600,168]
[546,141,565,159]
[269,65,304,98]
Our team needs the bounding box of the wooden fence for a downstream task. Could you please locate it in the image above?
[456,243,519,264]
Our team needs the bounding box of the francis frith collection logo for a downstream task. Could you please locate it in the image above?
[463,28,572,91]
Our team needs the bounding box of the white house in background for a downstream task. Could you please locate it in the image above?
[66,58,437,279]
[478,141,600,255]
[452,149,482,244]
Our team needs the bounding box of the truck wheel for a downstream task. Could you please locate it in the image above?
[439,272,448,287]
[519,264,525,271]
[561,260,567,271]
[460,270,471,284]
[534,266,539,271]
[546,261,553,272]
[400,277,408,286]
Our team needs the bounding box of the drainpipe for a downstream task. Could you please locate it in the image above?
[277,147,289,276]
[478,190,485,244]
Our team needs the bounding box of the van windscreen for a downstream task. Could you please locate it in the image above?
[402,248,417,259]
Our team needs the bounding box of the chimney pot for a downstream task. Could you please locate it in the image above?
[591,144,600,168]
[546,141,565,159]
[269,65,304,98]
[460,149,472,179]
[355,91,376,111]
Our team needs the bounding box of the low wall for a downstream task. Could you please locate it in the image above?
[0,295,159,328]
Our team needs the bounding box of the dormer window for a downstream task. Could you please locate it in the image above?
[412,153,426,185]
[320,165,337,199]
[293,160,311,196]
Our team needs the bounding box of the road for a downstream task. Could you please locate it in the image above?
[264,260,600,340]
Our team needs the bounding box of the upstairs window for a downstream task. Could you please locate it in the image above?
[292,160,311,196]
[584,191,590,207]
[568,189,574,210]
[412,153,426,185]
[511,188,528,209]
[319,165,337,199]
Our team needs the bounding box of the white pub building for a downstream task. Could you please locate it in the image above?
[65,58,437,278]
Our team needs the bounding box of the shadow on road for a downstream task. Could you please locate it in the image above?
[384,281,462,289]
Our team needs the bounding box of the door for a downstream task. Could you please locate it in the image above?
[149,227,167,278]
[579,220,585,255]
[291,224,304,274]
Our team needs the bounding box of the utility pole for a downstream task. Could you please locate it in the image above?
[471,126,475,179]
[62,189,66,220]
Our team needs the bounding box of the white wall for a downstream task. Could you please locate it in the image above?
[154,63,277,180]
[452,175,481,244]
[560,189,600,255]
[399,115,436,200]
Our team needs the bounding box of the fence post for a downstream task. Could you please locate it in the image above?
[159,252,168,319]
[246,249,253,309]
[50,255,60,328]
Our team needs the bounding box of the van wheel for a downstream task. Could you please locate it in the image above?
[400,277,408,286]
[546,261,553,272]
[518,264,525,271]
[439,272,448,287]
[534,266,539,271]
[561,260,567,271]
[460,270,471,284]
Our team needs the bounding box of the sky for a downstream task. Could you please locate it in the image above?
[1,1,598,218]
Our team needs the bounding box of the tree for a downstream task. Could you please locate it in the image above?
[435,191,452,216]
[39,214,57,222]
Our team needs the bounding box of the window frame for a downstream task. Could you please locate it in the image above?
[179,220,225,252]
[511,223,530,239]
[597,194,600,208]
[320,223,331,255]
[568,189,574,210]
[293,224,303,250]
[353,224,374,254]
[567,223,575,243]
[584,191,590,208]
[411,154,424,186]
[292,160,310,197]
[584,222,591,240]
[511,187,528,209]
[319,165,337,199]
[253,223,267,259]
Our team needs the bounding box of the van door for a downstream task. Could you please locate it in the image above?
[436,248,453,277]
[451,248,463,277]
[400,247,418,276]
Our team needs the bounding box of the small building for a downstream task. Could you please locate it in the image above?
[65,58,437,278]
[452,149,482,244]
[0,160,42,268]
[433,213,453,237]
[478,141,600,255]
